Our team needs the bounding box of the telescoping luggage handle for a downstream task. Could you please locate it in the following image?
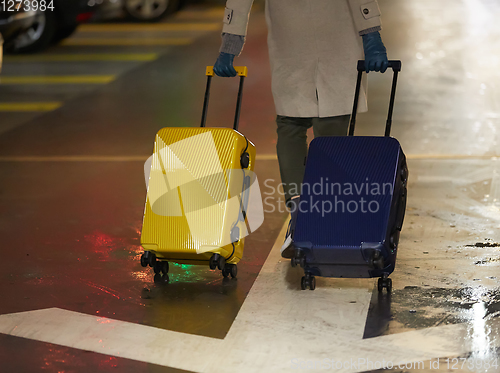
[201,66,248,131]
[349,60,402,137]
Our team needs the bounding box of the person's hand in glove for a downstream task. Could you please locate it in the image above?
[362,31,388,73]
[214,52,238,77]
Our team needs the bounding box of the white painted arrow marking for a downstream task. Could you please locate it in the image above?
[1,223,499,372]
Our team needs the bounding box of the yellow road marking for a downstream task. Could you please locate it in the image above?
[256,154,278,160]
[0,102,62,112]
[4,53,159,62]
[0,154,498,162]
[78,23,219,32]
[175,7,225,19]
[0,76,115,84]
[0,156,149,162]
[62,38,192,46]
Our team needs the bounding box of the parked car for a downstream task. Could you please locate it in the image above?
[0,6,37,48]
[92,0,182,22]
[5,0,96,53]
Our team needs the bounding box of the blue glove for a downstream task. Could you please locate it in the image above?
[214,52,237,77]
[362,31,389,73]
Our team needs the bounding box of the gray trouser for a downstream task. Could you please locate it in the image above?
[276,114,351,206]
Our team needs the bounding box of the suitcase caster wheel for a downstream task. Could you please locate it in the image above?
[209,254,226,270]
[291,257,297,268]
[377,277,392,293]
[222,264,237,278]
[153,261,162,274]
[309,276,316,291]
[209,255,217,270]
[230,264,237,278]
[301,276,307,290]
[140,253,149,268]
[301,275,315,290]
[226,264,237,278]
[161,261,169,275]
[298,257,306,268]
[154,273,169,284]
[148,253,157,268]
[377,278,383,292]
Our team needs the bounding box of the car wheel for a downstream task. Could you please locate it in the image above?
[52,24,78,44]
[124,0,180,22]
[12,11,57,53]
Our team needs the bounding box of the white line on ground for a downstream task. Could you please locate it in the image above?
[1,221,499,372]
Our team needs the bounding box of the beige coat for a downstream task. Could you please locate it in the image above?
[222,0,382,118]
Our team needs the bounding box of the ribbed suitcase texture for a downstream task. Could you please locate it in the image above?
[293,136,407,278]
[141,127,256,265]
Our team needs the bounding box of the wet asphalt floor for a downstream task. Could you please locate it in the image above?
[2,0,500,372]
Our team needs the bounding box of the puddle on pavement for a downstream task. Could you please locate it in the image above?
[364,286,500,339]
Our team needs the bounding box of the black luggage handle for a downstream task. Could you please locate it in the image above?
[200,66,248,131]
[348,60,402,137]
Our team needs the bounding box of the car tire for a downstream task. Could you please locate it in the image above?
[12,11,57,53]
[124,0,180,22]
[52,24,78,44]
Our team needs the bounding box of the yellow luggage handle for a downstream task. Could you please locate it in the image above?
[201,66,248,130]
[205,66,248,77]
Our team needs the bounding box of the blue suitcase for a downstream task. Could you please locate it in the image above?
[292,60,408,292]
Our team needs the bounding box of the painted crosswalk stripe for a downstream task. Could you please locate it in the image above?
[78,23,219,32]
[3,53,159,62]
[62,38,192,46]
[0,76,115,84]
[0,102,62,112]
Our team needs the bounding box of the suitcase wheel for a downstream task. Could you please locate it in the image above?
[301,275,316,291]
[377,277,392,293]
[154,273,169,284]
[209,255,217,270]
[209,254,226,271]
[153,261,169,275]
[161,261,169,274]
[148,253,157,267]
[140,253,149,268]
[222,264,237,279]
[140,252,156,268]
[291,255,306,268]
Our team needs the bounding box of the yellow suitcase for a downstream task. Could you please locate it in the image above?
[140,66,256,281]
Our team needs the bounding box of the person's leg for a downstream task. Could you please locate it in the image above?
[276,115,313,258]
[276,115,313,206]
[312,114,351,138]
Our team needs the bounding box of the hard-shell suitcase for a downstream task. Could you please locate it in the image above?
[140,66,256,281]
[292,60,408,292]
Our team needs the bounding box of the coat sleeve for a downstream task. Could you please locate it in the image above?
[348,0,382,35]
[221,0,255,36]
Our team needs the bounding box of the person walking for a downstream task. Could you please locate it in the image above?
[214,0,389,258]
